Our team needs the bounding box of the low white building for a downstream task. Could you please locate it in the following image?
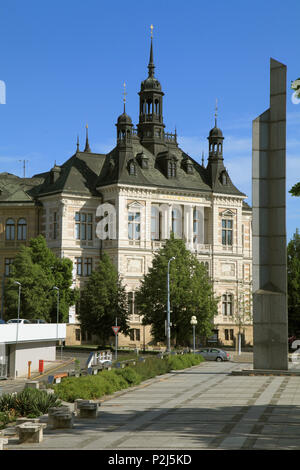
[0,323,66,378]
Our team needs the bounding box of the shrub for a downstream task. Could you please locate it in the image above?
[52,354,204,402]
[0,388,62,418]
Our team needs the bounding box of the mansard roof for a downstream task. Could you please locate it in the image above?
[0,172,44,204]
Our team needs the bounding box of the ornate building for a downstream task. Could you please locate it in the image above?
[0,33,252,348]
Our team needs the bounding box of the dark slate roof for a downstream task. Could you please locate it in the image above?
[0,172,45,204]
[34,151,106,197]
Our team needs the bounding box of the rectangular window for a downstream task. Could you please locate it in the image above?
[128,212,140,240]
[222,294,233,316]
[225,329,229,341]
[75,329,81,341]
[230,329,234,341]
[222,219,233,246]
[53,212,57,240]
[151,206,159,240]
[135,329,140,341]
[129,329,135,341]
[75,212,93,240]
[4,258,14,276]
[83,258,92,276]
[75,257,82,276]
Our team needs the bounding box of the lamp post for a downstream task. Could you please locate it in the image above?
[53,287,61,359]
[14,281,21,343]
[190,316,198,354]
[167,257,176,353]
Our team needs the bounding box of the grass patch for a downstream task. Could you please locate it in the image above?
[52,354,204,402]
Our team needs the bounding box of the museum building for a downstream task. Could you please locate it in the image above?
[0,34,253,349]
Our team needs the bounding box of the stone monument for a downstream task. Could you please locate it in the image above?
[252,58,288,370]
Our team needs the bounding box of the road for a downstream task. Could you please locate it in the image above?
[4,358,300,450]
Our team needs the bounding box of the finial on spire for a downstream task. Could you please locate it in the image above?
[148,25,155,77]
[123,81,127,113]
[214,98,218,127]
[76,134,80,152]
[84,123,91,153]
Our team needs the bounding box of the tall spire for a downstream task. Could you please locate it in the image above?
[84,124,91,153]
[123,81,127,113]
[148,24,155,78]
[76,134,80,153]
[214,98,218,127]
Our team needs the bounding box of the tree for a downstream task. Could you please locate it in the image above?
[79,253,130,344]
[288,229,300,335]
[4,235,77,322]
[289,182,300,197]
[135,234,219,347]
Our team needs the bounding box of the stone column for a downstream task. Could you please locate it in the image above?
[252,58,288,370]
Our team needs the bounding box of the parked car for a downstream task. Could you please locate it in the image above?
[7,318,31,324]
[197,348,231,362]
[30,319,47,324]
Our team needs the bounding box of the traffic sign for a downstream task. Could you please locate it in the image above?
[112,326,120,335]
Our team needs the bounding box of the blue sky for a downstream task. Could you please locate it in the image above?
[0,0,299,241]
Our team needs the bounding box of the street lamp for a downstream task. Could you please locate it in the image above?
[53,286,61,359]
[14,281,21,343]
[167,257,176,353]
[190,315,198,354]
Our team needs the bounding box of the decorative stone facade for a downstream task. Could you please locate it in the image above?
[0,33,253,349]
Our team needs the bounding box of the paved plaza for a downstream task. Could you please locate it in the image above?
[3,359,300,451]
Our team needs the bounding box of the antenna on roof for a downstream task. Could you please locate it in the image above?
[18,160,28,178]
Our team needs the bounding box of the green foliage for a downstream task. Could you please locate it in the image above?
[52,354,202,402]
[166,353,204,370]
[289,182,300,197]
[4,235,78,322]
[79,253,130,343]
[0,388,62,421]
[288,229,300,334]
[135,235,219,346]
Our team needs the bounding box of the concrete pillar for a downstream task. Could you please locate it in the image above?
[252,58,288,370]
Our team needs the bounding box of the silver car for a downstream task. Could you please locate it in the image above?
[197,348,230,362]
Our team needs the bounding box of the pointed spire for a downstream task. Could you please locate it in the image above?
[123,82,127,113]
[202,151,205,166]
[214,98,218,127]
[76,135,80,153]
[84,124,91,153]
[148,25,155,78]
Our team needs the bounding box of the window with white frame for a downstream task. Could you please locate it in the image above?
[128,210,141,240]
[171,206,182,238]
[151,206,160,240]
[75,212,93,241]
[193,208,203,244]
[222,218,233,245]
[222,294,233,316]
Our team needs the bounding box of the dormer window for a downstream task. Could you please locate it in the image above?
[221,171,228,185]
[167,160,176,178]
[128,160,137,176]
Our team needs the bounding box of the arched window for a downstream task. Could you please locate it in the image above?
[5,219,15,240]
[17,218,27,240]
